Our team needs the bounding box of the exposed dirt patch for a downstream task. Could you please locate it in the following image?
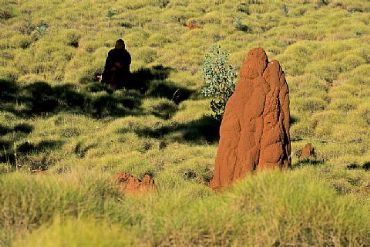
[113,172,155,195]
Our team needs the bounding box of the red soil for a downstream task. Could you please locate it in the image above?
[301,143,316,159]
[113,172,155,195]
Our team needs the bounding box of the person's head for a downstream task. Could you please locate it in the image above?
[115,39,125,49]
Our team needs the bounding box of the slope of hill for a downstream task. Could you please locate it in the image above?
[0,0,369,246]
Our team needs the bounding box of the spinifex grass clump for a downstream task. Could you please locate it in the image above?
[0,0,369,246]
[202,45,237,120]
[1,168,369,246]
[12,218,138,247]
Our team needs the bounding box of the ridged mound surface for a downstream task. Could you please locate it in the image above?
[210,48,291,190]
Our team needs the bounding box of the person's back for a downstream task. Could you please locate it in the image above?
[102,39,131,88]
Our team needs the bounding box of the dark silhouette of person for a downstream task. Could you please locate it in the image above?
[102,39,131,89]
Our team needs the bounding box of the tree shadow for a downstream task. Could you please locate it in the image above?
[0,79,18,100]
[13,123,33,134]
[121,115,220,144]
[0,140,11,152]
[16,140,64,154]
[0,65,194,119]
[0,80,143,118]
[0,140,63,165]
[0,122,34,165]
[0,64,198,166]
[127,65,173,93]
[146,80,194,105]
[0,119,63,169]
[128,65,194,104]
[0,125,12,136]
[151,101,178,120]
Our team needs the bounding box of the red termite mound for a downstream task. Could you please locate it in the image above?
[210,48,291,190]
[113,172,155,195]
[301,143,316,159]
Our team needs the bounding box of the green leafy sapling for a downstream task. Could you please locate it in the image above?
[202,45,237,120]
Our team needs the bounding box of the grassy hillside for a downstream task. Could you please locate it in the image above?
[0,0,369,246]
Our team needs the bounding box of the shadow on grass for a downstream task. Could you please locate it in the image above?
[0,65,195,119]
[127,65,173,92]
[0,123,33,136]
[129,65,194,104]
[290,115,299,125]
[0,123,35,165]
[293,158,325,168]
[120,115,220,144]
[0,140,64,166]
[0,65,196,166]
[346,162,370,171]
[16,140,64,154]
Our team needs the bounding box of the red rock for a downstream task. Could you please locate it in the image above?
[113,172,155,195]
[210,48,291,190]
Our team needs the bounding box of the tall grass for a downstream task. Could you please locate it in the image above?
[0,168,369,246]
[0,0,369,246]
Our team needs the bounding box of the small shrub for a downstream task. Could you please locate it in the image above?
[35,21,48,35]
[202,45,237,120]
